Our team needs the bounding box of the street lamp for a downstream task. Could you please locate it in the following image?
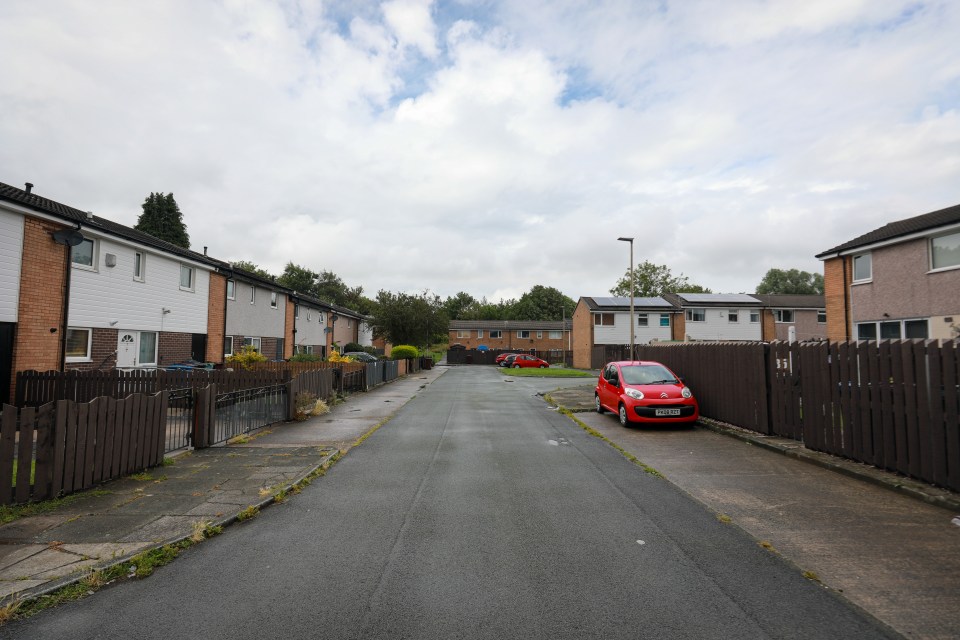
[617,237,635,360]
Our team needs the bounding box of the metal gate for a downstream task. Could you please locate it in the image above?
[165,388,194,453]
[212,384,287,445]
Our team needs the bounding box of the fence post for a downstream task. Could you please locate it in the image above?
[193,383,216,449]
[286,377,297,421]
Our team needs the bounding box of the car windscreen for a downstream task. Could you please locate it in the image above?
[620,364,677,385]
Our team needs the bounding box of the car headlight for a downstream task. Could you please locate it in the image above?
[625,388,644,400]
[681,387,693,399]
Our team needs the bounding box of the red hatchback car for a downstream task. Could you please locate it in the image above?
[595,361,699,427]
[505,354,550,369]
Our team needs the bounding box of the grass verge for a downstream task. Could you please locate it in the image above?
[499,367,594,378]
[0,490,113,526]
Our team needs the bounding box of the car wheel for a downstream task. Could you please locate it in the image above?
[618,404,630,427]
[513,363,521,368]
[539,364,547,368]
[595,395,604,414]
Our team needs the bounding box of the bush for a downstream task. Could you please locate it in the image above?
[343,342,364,353]
[390,345,419,360]
[226,345,267,370]
[327,351,354,363]
[290,352,322,362]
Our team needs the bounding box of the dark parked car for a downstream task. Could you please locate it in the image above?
[502,354,549,369]
[595,360,699,427]
[495,352,519,365]
[343,352,379,363]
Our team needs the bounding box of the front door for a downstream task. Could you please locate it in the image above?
[117,332,136,368]
[0,322,14,404]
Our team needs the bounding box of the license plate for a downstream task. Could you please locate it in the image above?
[655,408,681,417]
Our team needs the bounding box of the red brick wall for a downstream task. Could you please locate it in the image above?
[11,217,69,390]
[572,302,593,369]
[448,329,568,353]
[64,327,119,371]
[284,298,295,359]
[206,272,226,364]
[761,310,776,341]
[159,331,191,366]
[672,313,686,341]
[823,257,850,341]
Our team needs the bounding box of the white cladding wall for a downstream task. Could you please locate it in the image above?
[68,234,210,333]
[225,282,286,338]
[683,308,762,341]
[592,311,672,344]
[0,210,24,322]
[358,321,373,346]
[293,304,327,347]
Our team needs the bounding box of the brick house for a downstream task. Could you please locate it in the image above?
[222,266,291,362]
[816,203,960,341]
[328,303,364,352]
[289,294,330,358]
[448,320,571,354]
[571,297,675,368]
[751,294,826,341]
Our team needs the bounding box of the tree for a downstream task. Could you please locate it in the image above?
[610,262,712,297]
[756,268,824,295]
[231,260,274,280]
[277,262,319,295]
[442,292,477,320]
[134,192,190,249]
[508,285,575,321]
[371,290,448,347]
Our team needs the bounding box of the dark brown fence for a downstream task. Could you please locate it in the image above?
[290,369,336,404]
[638,340,960,492]
[447,349,571,366]
[0,393,168,505]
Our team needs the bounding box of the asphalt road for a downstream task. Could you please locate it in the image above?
[2,367,898,639]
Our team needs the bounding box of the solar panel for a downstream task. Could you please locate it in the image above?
[679,293,760,304]
[593,296,671,307]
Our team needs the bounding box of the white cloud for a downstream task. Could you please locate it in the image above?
[1,0,958,303]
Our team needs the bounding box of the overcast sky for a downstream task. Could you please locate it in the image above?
[2,0,959,302]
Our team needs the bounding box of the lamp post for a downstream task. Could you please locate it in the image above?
[617,237,635,360]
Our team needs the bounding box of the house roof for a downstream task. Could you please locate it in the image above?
[449,320,572,331]
[661,293,762,307]
[581,296,674,311]
[816,202,960,258]
[751,294,825,309]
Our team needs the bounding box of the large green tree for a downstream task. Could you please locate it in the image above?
[134,192,190,249]
[508,285,575,321]
[442,292,477,320]
[755,268,824,295]
[277,262,319,295]
[610,262,712,297]
[231,260,274,280]
[371,290,449,347]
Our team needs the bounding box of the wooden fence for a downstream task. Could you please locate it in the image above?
[1,393,168,505]
[637,340,960,492]
[447,349,570,366]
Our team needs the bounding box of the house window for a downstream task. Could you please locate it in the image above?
[537,331,543,339]
[728,310,739,323]
[660,314,670,327]
[548,330,562,339]
[489,330,502,339]
[477,330,483,339]
[348,319,353,328]
[638,314,648,327]
[904,319,929,339]
[298,345,314,355]
[750,311,760,323]
[71,238,96,269]
[456,331,470,339]
[243,337,261,352]
[270,292,278,309]
[594,313,614,326]
[133,252,144,281]
[138,331,158,366]
[179,265,194,290]
[517,330,531,339]
[686,309,705,322]
[226,280,235,300]
[294,304,300,319]
[880,321,901,340]
[856,323,877,340]
[249,285,256,304]
[853,253,872,282]
[224,336,234,356]
[65,328,92,361]
[817,310,827,323]
[774,310,795,323]
[931,231,960,270]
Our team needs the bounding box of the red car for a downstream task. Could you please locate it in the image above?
[495,352,518,365]
[595,361,699,427]
[505,354,550,369]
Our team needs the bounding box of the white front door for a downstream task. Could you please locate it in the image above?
[117,332,136,368]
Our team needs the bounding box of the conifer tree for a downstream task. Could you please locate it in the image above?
[134,192,190,249]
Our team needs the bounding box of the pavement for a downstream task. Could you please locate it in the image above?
[0,365,449,605]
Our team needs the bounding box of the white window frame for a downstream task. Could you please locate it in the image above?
[65,327,92,362]
[179,264,194,291]
[537,331,543,339]
[294,304,300,319]
[817,310,827,324]
[774,309,795,323]
[750,310,760,323]
[226,280,236,300]
[249,285,256,305]
[71,237,97,271]
[224,336,234,356]
[930,230,960,272]
[137,331,158,367]
[686,308,706,322]
[517,330,531,339]
[660,314,670,327]
[489,330,502,339]
[548,330,562,339]
[637,314,648,327]
[270,292,278,309]
[456,330,469,339]
[133,252,145,282]
[852,252,872,283]
[243,337,261,352]
[594,313,614,326]
[728,309,739,323]
[477,330,483,339]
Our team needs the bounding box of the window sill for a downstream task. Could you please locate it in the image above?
[927,265,960,274]
[179,287,195,293]
[851,279,872,286]
[65,357,92,363]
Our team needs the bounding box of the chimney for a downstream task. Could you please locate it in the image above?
[203,246,208,255]
[24,182,33,194]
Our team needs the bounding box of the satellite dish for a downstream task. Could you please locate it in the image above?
[51,229,85,247]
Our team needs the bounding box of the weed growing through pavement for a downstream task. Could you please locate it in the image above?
[0,490,112,525]
[237,506,259,521]
[130,472,153,482]
[716,513,732,524]
[162,457,176,467]
[802,570,822,583]
[228,434,252,445]
[558,408,664,478]
[759,540,777,553]
[0,600,22,625]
